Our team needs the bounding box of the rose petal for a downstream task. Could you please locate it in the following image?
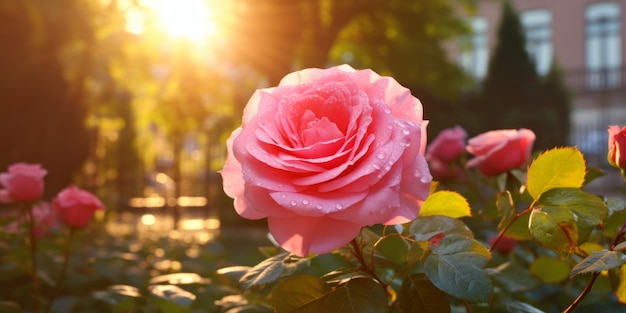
[268,215,362,256]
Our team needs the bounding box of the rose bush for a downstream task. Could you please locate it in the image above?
[608,125,626,178]
[221,64,432,256]
[466,128,536,176]
[0,163,47,203]
[53,185,105,228]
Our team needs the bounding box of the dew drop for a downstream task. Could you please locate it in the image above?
[383,108,392,114]
[316,204,323,210]
[402,129,411,135]
[372,163,381,170]
[302,199,310,205]
[376,153,386,160]
[419,176,431,183]
[290,200,297,206]
[335,204,343,210]
[387,125,394,130]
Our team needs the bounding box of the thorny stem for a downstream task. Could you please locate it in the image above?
[488,203,535,254]
[44,228,76,313]
[25,202,40,312]
[562,273,599,313]
[564,218,626,313]
[350,239,387,290]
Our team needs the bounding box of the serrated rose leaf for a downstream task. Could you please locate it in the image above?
[526,147,586,200]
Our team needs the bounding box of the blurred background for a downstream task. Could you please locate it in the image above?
[1,0,624,231]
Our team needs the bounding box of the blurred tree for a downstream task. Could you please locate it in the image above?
[0,0,93,198]
[473,0,570,149]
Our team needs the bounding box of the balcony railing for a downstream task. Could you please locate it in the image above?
[564,66,626,94]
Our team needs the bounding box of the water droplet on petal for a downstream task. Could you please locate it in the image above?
[290,200,297,206]
[302,199,310,205]
[335,204,343,210]
[383,108,392,114]
[376,153,386,160]
[420,176,431,183]
[402,129,410,135]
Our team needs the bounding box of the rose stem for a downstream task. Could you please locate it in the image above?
[25,202,40,312]
[43,227,75,313]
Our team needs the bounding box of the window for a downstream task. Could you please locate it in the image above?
[521,10,552,76]
[585,2,622,89]
[458,17,489,80]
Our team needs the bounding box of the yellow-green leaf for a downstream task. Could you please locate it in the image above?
[526,147,586,200]
[529,256,570,284]
[421,191,471,218]
[610,264,626,304]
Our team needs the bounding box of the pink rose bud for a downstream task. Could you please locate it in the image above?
[53,186,105,228]
[608,125,626,177]
[426,126,467,163]
[466,129,536,177]
[0,163,47,203]
[220,65,432,256]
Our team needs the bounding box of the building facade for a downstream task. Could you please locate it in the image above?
[455,0,626,168]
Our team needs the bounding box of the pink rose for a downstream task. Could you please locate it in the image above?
[608,125,626,174]
[466,129,536,177]
[426,126,467,163]
[426,126,467,181]
[53,186,105,228]
[6,202,59,238]
[220,65,432,256]
[0,163,47,202]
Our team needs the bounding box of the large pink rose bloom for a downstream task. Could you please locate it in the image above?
[0,163,47,203]
[53,186,105,228]
[221,65,432,256]
[466,129,536,177]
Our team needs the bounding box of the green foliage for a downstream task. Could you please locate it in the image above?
[526,148,586,200]
[424,235,492,302]
[396,274,450,313]
[420,190,471,218]
[529,188,608,253]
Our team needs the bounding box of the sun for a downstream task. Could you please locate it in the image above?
[125,0,218,42]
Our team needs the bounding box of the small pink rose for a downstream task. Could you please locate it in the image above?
[608,125,626,172]
[0,163,47,203]
[466,129,535,177]
[220,65,432,256]
[428,158,463,181]
[53,186,105,228]
[426,126,467,163]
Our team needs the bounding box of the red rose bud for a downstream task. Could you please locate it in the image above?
[53,185,105,228]
[466,129,536,177]
[608,125,626,178]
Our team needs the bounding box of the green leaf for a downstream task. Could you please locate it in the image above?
[239,252,289,290]
[149,284,196,312]
[424,235,492,302]
[420,191,471,218]
[526,147,586,200]
[496,191,516,231]
[488,261,542,293]
[529,188,608,253]
[376,235,409,265]
[610,264,626,304]
[605,197,626,239]
[529,256,570,284]
[571,250,626,277]
[396,273,450,313]
[93,284,142,310]
[272,276,387,313]
[583,166,606,186]
[409,216,474,242]
[271,275,332,313]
